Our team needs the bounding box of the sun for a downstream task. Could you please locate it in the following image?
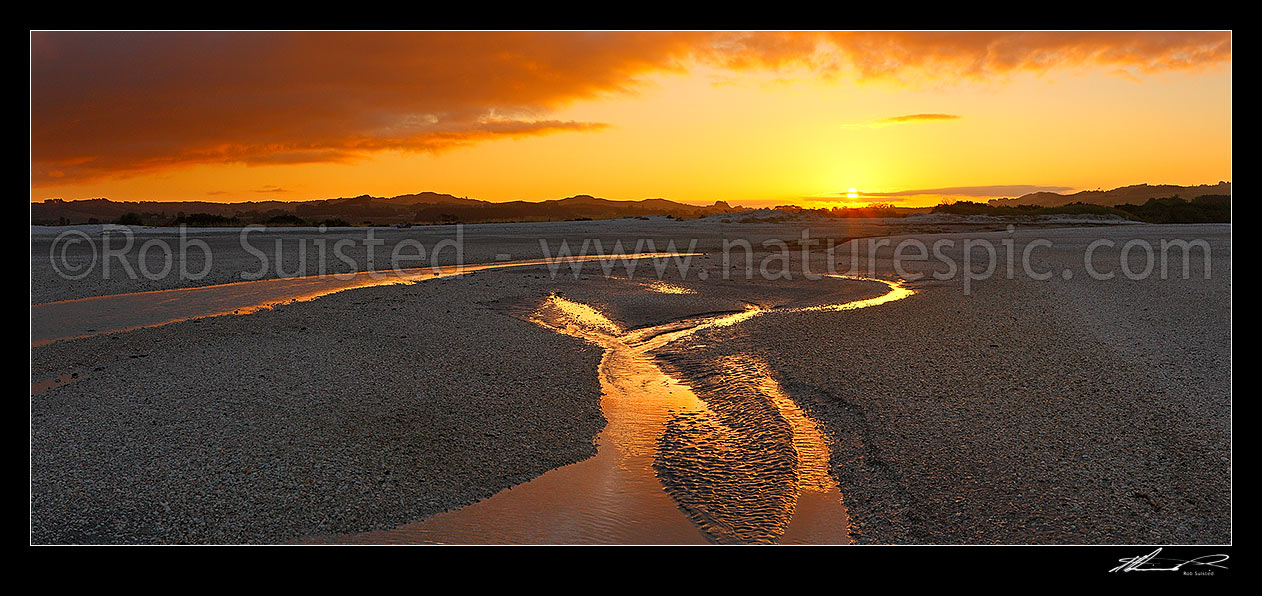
[847,187,859,199]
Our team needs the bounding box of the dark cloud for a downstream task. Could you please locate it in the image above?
[811,31,1230,80]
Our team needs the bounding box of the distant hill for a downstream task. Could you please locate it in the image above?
[989,182,1231,208]
[31,192,742,226]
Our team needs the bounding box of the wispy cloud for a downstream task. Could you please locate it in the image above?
[796,184,1075,205]
[880,113,961,124]
[845,113,963,129]
[859,185,1075,198]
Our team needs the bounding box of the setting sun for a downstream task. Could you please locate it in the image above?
[30,31,1231,208]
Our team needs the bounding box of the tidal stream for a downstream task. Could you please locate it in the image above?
[31,253,913,544]
[328,275,914,544]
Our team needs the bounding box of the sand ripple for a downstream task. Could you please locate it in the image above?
[653,354,801,543]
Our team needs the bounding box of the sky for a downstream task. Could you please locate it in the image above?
[30,31,1232,208]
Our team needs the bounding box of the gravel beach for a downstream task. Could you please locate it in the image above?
[667,223,1232,543]
[29,219,1230,544]
[29,254,854,543]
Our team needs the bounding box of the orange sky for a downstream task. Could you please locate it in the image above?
[29,31,1232,208]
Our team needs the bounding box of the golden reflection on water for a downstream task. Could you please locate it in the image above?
[312,274,916,544]
[532,294,624,338]
[700,304,764,329]
[799,275,915,312]
[521,275,915,543]
[30,372,81,396]
[532,294,715,461]
[31,252,701,346]
[643,281,696,294]
[755,370,834,494]
[326,294,720,544]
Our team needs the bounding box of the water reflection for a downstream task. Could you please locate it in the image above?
[643,281,696,294]
[799,275,915,312]
[324,294,719,544]
[323,275,915,544]
[30,253,699,346]
[31,372,81,396]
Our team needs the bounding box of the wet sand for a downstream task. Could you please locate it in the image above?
[30,219,1230,544]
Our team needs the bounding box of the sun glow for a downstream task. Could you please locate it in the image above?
[29,32,1232,207]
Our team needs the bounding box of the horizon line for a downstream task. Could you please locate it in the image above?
[31,180,1233,208]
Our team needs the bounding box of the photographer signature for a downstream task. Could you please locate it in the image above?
[1109,548,1229,573]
